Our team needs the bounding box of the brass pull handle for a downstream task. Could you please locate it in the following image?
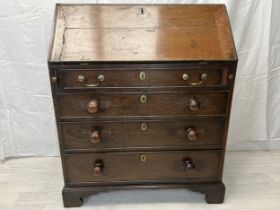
[87,99,98,113]
[89,130,101,144]
[93,160,103,176]
[183,158,195,170]
[188,98,199,111]
[78,75,104,87]
[186,128,198,141]
[182,73,208,86]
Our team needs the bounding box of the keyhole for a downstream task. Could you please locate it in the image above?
[140,8,144,14]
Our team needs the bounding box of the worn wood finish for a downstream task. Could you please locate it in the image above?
[64,150,222,184]
[58,92,228,118]
[49,4,237,62]
[62,182,225,207]
[48,4,237,207]
[60,67,228,89]
[61,118,225,151]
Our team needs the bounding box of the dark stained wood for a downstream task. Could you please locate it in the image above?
[49,4,237,62]
[64,150,222,184]
[58,91,228,118]
[48,4,238,207]
[62,182,225,207]
[61,118,225,151]
[204,182,225,203]
[60,67,228,89]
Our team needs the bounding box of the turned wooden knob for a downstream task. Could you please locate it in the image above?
[93,160,103,176]
[183,158,195,170]
[87,99,98,113]
[186,128,198,141]
[89,130,101,144]
[188,98,199,111]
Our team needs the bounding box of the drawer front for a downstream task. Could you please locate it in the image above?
[61,118,225,151]
[65,150,222,184]
[58,92,228,118]
[60,68,228,89]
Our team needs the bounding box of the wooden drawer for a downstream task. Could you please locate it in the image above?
[65,150,222,184]
[58,91,228,119]
[61,118,225,151]
[59,68,228,89]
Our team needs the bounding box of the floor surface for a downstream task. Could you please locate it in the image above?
[0,151,279,210]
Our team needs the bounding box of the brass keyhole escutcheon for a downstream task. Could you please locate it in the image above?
[140,154,147,162]
[140,95,147,103]
[141,123,147,131]
[139,72,146,80]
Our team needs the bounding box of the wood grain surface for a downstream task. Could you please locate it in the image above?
[60,67,227,89]
[64,150,222,184]
[49,4,237,62]
[61,118,225,151]
[58,91,228,119]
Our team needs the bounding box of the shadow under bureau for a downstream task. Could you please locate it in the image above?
[48,4,237,207]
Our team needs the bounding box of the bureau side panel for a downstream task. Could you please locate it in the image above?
[48,64,70,185]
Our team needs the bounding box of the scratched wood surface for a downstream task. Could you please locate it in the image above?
[49,4,237,62]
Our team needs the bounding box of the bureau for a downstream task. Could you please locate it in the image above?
[48,4,237,207]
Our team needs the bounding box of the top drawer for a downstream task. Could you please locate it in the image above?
[58,68,229,89]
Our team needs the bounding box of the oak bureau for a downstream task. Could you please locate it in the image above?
[48,4,237,207]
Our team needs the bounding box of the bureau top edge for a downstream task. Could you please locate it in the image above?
[48,4,238,63]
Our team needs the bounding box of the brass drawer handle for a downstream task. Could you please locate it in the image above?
[186,128,198,141]
[93,160,104,177]
[89,130,101,144]
[87,99,98,113]
[182,73,208,86]
[140,95,147,103]
[78,74,104,87]
[183,158,195,170]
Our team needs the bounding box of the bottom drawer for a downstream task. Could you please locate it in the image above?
[65,150,222,184]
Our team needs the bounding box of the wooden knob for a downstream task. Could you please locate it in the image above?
[188,98,199,111]
[87,99,98,113]
[89,130,101,144]
[186,128,198,141]
[183,158,195,170]
[93,160,103,176]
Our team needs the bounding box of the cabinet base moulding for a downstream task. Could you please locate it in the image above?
[62,182,225,207]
